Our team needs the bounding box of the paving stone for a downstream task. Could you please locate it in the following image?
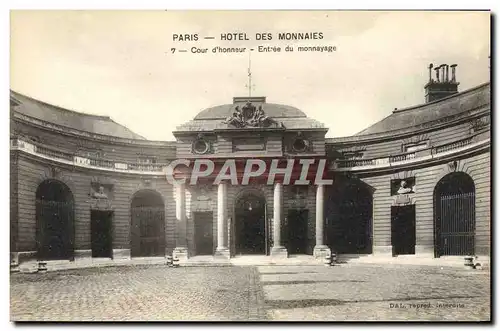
[10,265,266,321]
[258,264,490,321]
[10,263,490,322]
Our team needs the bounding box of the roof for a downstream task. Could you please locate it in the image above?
[195,102,307,120]
[355,82,490,136]
[10,90,145,140]
[177,96,324,133]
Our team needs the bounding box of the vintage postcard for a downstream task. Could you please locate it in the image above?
[9,10,491,322]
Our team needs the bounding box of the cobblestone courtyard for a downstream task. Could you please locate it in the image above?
[10,263,490,321]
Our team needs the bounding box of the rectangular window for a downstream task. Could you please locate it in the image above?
[232,137,266,152]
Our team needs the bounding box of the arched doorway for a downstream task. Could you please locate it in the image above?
[326,178,373,254]
[36,180,75,260]
[234,191,267,255]
[130,190,165,257]
[434,172,475,257]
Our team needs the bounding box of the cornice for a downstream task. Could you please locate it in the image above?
[331,138,490,175]
[326,105,490,146]
[11,137,171,176]
[12,112,176,148]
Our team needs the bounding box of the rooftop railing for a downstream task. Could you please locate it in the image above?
[334,132,486,170]
[11,137,168,174]
[11,131,489,174]
[432,137,474,154]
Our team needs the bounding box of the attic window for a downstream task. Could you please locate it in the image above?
[470,117,490,133]
[404,141,428,153]
[77,148,102,159]
[138,157,157,164]
[342,151,364,159]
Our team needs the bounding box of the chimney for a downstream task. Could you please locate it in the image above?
[424,63,460,103]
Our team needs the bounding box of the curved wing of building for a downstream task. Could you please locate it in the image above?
[10,68,491,267]
[11,90,146,140]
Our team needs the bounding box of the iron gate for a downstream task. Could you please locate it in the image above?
[436,192,475,256]
[131,206,165,257]
[36,199,75,260]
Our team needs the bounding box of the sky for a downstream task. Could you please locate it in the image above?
[10,10,490,141]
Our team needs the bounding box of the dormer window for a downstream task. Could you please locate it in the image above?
[343,151,364,160]
[470,116,490,133]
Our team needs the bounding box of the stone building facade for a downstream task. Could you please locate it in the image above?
[9,65,491,265]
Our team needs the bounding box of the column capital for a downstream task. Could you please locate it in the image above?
[176,181,186,189]
[273,181,285,188]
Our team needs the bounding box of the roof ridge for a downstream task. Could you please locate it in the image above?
[392,81,490,114]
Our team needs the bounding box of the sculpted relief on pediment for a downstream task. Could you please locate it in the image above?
[223,102,282,128]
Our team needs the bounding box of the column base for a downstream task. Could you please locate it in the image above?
[112,249,131,260]
[313,245,331,259]
[214,247,230,259]
[270,246,288,258]
[173,247,189,261]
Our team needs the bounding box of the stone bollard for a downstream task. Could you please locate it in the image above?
[166,255,173,267]
[172,256,180,268]
[330,253,337,266]
[464,256,474,269]
[10,263,20,273]
[323,254,331,267]
[38,261,48,272]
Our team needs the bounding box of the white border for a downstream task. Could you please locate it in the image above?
[2,2,497,330]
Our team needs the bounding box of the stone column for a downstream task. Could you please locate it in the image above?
[215,181,230,258]
[173,182,189,261]
[313,184,331,259]
[271,182,288,258]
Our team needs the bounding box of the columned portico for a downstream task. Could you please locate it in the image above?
[313,184,331,259]
[215,181,230,258]
[270,182,288,258]
[173,182,189,260]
